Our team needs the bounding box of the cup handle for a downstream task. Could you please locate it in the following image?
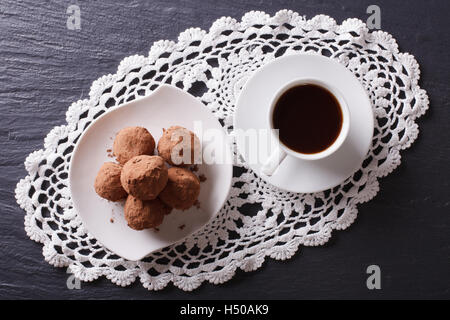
[261,146,287,176]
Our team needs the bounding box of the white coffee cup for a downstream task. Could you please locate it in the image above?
[261,78,350,176]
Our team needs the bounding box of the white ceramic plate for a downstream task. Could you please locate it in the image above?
[234,54,374,193]
[69,85,232,261]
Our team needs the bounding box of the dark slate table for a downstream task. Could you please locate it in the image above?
[1,0,449,299]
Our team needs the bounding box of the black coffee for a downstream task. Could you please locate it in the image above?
[272,84,343,154]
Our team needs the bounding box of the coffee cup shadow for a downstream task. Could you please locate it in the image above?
[303,133,364,182]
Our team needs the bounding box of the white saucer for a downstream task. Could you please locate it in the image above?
[234,54,374,193]
[69,85,232,261]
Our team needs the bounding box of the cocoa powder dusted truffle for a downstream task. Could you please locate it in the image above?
[157,126,201,166]
[94,162,127,201]
[120,155,168,200]
[113,126,155,164]
[159,167,200,210]
[124,195,171,230]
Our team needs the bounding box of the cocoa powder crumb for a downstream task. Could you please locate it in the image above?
[106,149,114,158]
[154,227,160,232]
[194,200,201,209]
[199,174,207,182]
[110,218,114,223]
[190,164,199,172]
[178,224,185,230]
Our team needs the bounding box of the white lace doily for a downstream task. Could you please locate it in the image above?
[15,10,429,291]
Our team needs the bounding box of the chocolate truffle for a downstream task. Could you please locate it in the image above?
[159,167,200,210]
[113,126,155,164]
[94,162,127,201]
[120,155,168,200]
[124,195,170,230]
[157,126,201,166]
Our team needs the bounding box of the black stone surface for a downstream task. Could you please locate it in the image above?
[1,0,449,299]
